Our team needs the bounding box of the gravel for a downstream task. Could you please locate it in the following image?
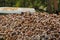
[0,12,60,40]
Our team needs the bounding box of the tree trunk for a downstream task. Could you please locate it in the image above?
[53,0,59,14]
[47,0,52,13]
[53,0,58,11]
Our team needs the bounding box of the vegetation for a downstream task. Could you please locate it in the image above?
[0,0,60,13]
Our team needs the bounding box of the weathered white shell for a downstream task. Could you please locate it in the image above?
[0,7,36,14]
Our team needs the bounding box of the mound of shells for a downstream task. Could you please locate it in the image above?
[0,12,60,40]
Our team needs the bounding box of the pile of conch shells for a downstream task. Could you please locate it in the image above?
[0,12,60,40]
